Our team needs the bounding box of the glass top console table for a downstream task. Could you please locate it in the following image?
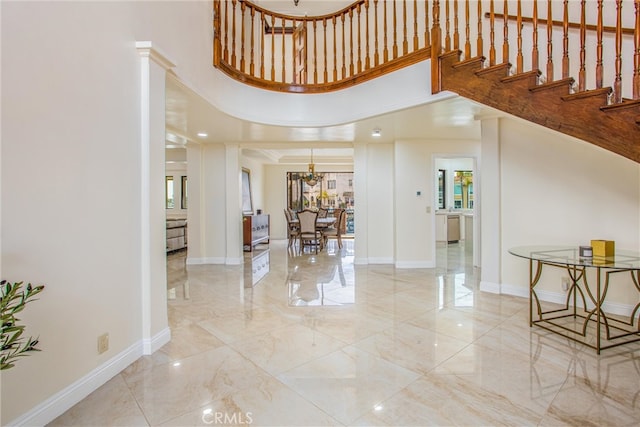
[509,245,640,354]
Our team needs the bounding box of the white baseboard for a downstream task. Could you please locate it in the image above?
[395,260,435,268]
[143,326,171,355]
[367,257,394,264]
[8,327,171,427]
[186,257,226,265]
[225,257,243,265]
[479,280,501,294]
[498,283,635,317]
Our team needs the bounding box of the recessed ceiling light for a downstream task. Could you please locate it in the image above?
[372,128,381,137]
[197,132,208,138]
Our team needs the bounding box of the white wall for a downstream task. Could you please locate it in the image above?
[499,117,640,308]
[2,1,144,423]
[394,140,480,268]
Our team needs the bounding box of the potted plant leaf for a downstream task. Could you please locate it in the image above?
[1,280,45,370]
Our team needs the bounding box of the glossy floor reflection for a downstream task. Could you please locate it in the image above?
[50,240,640,426]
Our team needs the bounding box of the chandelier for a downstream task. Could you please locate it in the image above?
[294,0,299,6]
[303,149,323,187]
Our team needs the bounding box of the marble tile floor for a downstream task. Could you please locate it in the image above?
[50,240,640,426]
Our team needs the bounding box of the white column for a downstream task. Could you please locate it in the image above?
[186,142,203,264]
[137,41,174,354]
[225,144,243,264]
[479,117,502,294]
[354,143,368,264]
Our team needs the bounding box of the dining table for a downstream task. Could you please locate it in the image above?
[289,217,336,229]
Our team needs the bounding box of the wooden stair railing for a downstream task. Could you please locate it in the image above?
[431,0,640,163]
[213,0,433,93]
[213,1,640,163]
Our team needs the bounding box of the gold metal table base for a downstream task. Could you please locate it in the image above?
[529,259,640,354]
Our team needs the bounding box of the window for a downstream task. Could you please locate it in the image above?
[166,176,174,209]
[328,180,336,189]
[181,176,188,209]
[438,169,446,209]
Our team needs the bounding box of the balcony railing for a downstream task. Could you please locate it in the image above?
[213,0,433,93]
[214,0,639,105]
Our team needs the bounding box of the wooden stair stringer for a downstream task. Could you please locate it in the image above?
[439,55,640,163]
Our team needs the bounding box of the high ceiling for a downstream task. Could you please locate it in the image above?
[165,73,495,165]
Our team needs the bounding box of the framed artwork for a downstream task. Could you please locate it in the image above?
[242,168,253,214]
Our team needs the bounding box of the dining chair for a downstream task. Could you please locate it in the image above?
[317,207,328,218]
[321,209,346,249]
[284,208,300,248]
[297,209,321,254]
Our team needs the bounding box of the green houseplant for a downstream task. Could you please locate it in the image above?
[1,280,45,370]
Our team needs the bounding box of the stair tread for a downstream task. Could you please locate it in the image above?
[476,62,511,78]
[561,87,611,102]
[530,77,575,93]
[600,98,640,112]
[451,56,485,70]
[501,70,541,84]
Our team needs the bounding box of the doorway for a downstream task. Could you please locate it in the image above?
[434,156,478,268]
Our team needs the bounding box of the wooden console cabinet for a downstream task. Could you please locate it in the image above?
[243,214,270,252]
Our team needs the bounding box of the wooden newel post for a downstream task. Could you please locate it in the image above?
[431,0,442,94]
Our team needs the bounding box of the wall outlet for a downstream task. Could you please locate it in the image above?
[97,333,109,354]
[561,277,570,291]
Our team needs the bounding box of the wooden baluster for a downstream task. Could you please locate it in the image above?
[517,0,523,73]
[342,13,347,79]
[260,11,265,79]
[324,18,328,83]
[304,20,309,84]
[213,0,221,66]
[454,0,460,51]
[596,0,604,89]
[613,0,623,103]
[403,0,409,54]
[477,0,483,59]
[224,0,229,62]
[281,18,286,82]
[414,0,419,50]
[384,0,389,62]
[366,0,371,69]
[465,0,471,58]
[445,0,451,51]
[532,0,539,71]
[250,7,255,76]
[502,0,509,63]
[374,0,380,66]
[333,17,338,81]
[489,0,496,65]
[231,0,237,68]
[350,9,355,75]
[425,0,430,46]
[635,0,640,99]
[431,0,442,93]
[270,14,275,81]
[579,0,586,91]
[313,19,318,83]
[358,4,363,73]
[292,18,296,83]
[562,0,569,79]
[240,1,246,72]
[393,0,398,58]
[546,0,553,81]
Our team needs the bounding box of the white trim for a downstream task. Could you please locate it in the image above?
[354,257,369,265]
[143,326,171,355]
[225,257,243,265]
[497,281,529,299]
[186,257,227,265]
[479,280,501,294]
[499,283,635,317]
[7,342,143,427]
[368,257,394,264]
[395,260,435,268]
